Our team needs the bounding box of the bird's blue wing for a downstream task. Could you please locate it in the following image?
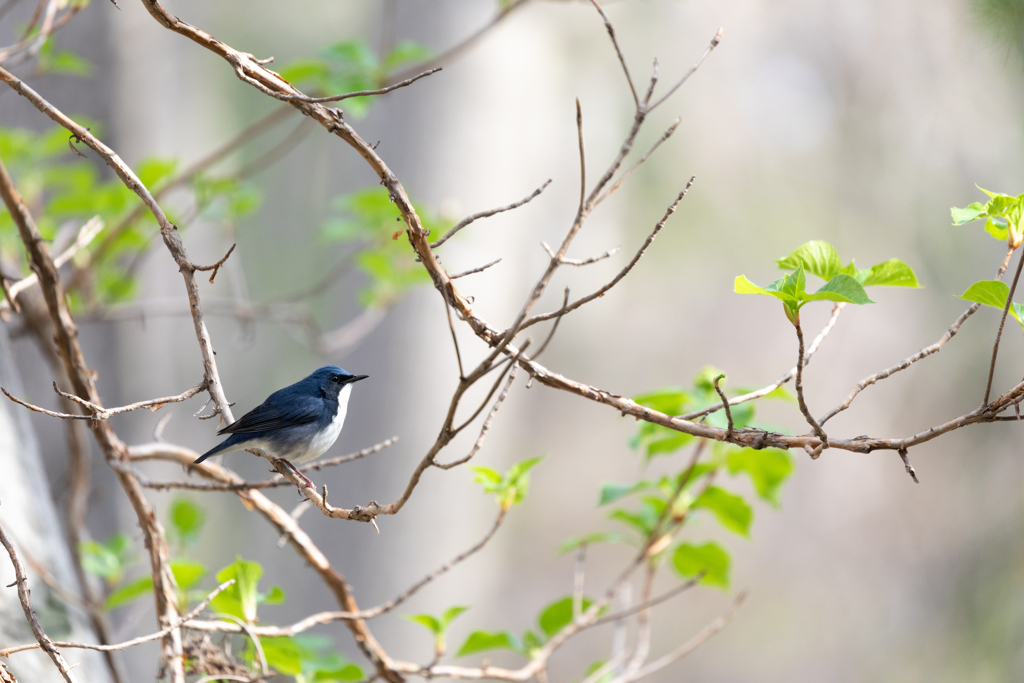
[216,392,322,435]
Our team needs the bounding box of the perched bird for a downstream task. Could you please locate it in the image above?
[193,366,368,485]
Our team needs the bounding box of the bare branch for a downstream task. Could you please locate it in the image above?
[560,247,620,267]
[794,322,828,455]
[449,258,502,279]
[820,242,1018,425]
[984,248,1024,404]
[516,178,694,332]
[586,0,639,109]
[0,64,235,426]
[192,243,236,284]
[898,448,919,484]
[0,512,78,681]
[576,98,587,216]
[0,580,235,658]
[185,509,507,636]
[279,66,441,104]
[595,118,680,206]
[647,28,723,112]
[0,215,104,315]
[431,180,551,249]
[712,374,733,437]
[436,366,518,469]
[625,591,747,681]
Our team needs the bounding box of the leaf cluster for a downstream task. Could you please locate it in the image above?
[278,40,432,118]
[952,186,1024,247]
[321,187,450,308]
[735,240,918,324]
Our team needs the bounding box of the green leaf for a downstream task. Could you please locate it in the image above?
[804,274,874,305]
[259,636,302,676]
[959,280,1023,325]
[471,457,542,509]
[951,202,987,225]
[277,59,331,86]
[79,533,133,582]
[314,664,364,682]
[170,559,206,591]
[672,542,730,588]
[169,496,205,545]
[985,218,1009,241]
[598,480,653,506]
[734,275,797,304]
[692,487,753,536]
[443,606,469,627]
[212,557,263,622]
[457,631,520,657]
[260,586,286,605]
[776,241,842,280]
[631,388,691,415]
[538,596,594,638]
[105,575,153,610]
[405,614,442,635]
[959,279,1010,309]
[856,259,920,288]
[382,41,433,72]
[726,447,794,506]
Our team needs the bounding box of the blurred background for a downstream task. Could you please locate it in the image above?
[2,0,1024,681]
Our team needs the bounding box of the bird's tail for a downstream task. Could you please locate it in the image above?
[193,435,243,465]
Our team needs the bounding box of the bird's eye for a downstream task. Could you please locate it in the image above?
[332,374,342,383]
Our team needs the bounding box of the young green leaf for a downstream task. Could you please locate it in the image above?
[776,240,842,280]
[598,480,654,506]
[537,596,595,638]
[726,447,794,506]
[855,259,920,288]
[631,388,691,415]
[169,496,205,546]
[212,557,264,622]
[958,280,1022,324]
[471,457,542,510]
[672,542,730,588]
[692,487,753,536]
[803,274,874,305]
[406,614,442,635]
[457,631,520,657]
[79,533,133,582]
[104,575,154,610]
[170,559,206,591]
[252,636,302,676]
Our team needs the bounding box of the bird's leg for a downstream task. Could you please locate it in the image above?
[275,458,315,490]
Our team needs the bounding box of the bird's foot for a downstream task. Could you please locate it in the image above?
[274,458,315,490]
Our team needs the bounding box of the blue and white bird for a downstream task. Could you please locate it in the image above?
[193,367,368,473]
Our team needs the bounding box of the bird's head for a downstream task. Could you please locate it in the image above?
[310,365,369,400]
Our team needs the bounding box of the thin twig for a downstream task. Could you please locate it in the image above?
[794,322,828,455]
[898,448,919,483]
[430,180,551,248]
[0,215,104,314]
[560,247,620,266]
[576,98,586,216]
[685,303,845,422]
[449,258,502,279]
[436,366,518,469]
[586,0,638,109]
[0,510,78,682]
[192,243,236,284]
[445,295,465,379]
[712,374,733,437]
[280,67,440,104]
[516,178,694,332]
[984,248,1024,404]
[625,591,747,681]
[595,118,680,206]
[0,580,235,657]
[647,28,723,111]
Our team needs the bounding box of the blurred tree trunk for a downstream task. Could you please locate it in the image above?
[0,321,114,683]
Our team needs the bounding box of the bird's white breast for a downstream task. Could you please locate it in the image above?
[293,384,351,464]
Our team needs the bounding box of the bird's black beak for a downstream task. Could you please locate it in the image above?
[348,374,369,384]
